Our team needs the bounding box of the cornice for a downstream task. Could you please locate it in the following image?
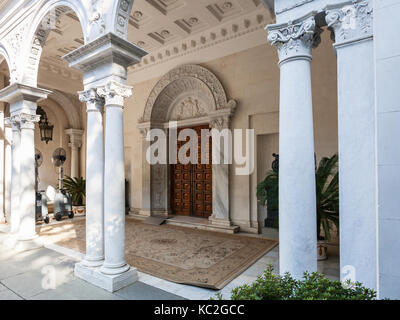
[0,82,51,104]
[63,32,148,72]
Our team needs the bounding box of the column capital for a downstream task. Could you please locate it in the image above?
[18,113,40,130]
[5,116,19,131]
[326,0,373,47]
[97,81,132,107]
[267,14,319,64]
[65,128,84,149]
[79,88,104,113]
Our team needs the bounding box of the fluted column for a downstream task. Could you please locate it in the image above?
[78,89,104,267]
[65,128,84,179]
[267,14,319,279]
[9,117,21,234]
[326,0,376,290]
[97,81,132,275]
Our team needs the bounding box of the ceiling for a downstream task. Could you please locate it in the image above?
[1,0,273,92]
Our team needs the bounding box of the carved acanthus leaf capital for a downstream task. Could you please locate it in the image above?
[97,81,132,107]
[326,0,373,45]
[18,113,41,130]
[210,115,231,130]
[267,16,318,63]
[79,88,104,113]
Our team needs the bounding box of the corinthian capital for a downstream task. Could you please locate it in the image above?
[97,81,132,107]
[78,88,104,113]
[326,0,373,45]
[19,113,41,130]
[267,15,318,64]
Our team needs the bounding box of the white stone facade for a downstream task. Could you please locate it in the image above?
[0,0,397,299]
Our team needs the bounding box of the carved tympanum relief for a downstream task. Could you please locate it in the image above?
[169,96,208,121]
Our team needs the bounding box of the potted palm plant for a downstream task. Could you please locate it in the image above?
[63,176,86,215]
[257,154,279,229]
[315,154,339,260]
[257,154,339,260]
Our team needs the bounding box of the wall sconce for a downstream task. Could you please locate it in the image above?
[37,106,54,144]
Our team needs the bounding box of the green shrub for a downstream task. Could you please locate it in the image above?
[215,265,376,300]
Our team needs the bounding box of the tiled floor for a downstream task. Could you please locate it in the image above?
[0,225,340,300]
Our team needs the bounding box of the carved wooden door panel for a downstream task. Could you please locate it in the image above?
[171,125,212,218]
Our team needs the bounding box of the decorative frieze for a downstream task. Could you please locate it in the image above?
[326,0,373,45]
[267,15,318,64]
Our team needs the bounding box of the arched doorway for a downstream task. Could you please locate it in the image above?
[138,64,236,227]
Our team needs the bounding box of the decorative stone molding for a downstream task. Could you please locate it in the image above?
[129,11,268,74]
[3,18,32,83]
[114,0,134,38]
[326,0,373,46]
[24,6,72,86]
[267,14,319,64]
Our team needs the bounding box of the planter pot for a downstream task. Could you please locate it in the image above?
[72,206,86,215]
[317,240,328,261]
[265,210,279,228]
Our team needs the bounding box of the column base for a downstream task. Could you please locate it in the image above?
[3,234,42,252]
[81,257,104,268]
[208,216,232,227]
[75,262,138,292]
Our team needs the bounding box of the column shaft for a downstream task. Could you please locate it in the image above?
[0,109,4,223]
[10,122,21,234]
[327,1,376,290]
[79,90,104,267]
[267,15,318,278]
[18,115,40,240]
[4,126,12,223]
[98,81,132,275]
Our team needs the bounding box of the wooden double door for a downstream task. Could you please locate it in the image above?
[170,125,212,218]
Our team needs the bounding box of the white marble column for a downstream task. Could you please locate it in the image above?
[4,125,12,224]
[0,108,4,224]
[63,32,147,292]
[9,118,21,234]
[18,113,40,241]
[267,15,318,279]
[326,1,377,290]
[65,128,84,178]
[77,89,104,267]
[98,81,133,276]
[0,84,51,248]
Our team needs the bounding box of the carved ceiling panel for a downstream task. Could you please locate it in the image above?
[34,0,272,86]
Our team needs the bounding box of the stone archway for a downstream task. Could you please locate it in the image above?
[137,64,236,228]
